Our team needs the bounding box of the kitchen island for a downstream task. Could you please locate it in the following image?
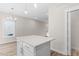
[17,35,53,56]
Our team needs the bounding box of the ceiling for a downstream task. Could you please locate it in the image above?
[0,3,78,22]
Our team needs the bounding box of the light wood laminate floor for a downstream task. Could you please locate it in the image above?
[0,42,16,56]
[51,49,79,56]
[71,49,79,56]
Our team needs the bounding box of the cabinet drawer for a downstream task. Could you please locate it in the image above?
[23,49,34,56]
[23,42,34,53]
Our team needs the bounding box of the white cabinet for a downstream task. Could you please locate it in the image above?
[17,35,53,56]
[17,40,50,56]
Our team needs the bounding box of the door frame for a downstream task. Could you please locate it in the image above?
[65,5,79,56]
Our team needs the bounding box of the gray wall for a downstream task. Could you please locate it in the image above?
[15,17,48,37]
[48,7,67,54]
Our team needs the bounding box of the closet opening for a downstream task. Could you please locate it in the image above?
[67,8,79,56]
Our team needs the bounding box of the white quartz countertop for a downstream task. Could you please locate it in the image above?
[17,35,54,47]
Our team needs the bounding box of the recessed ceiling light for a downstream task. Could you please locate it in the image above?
[14,18,17,20]
[24,11,28,14]
[34,3,37,8]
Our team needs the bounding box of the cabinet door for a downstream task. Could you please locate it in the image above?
[36,42,50,56]
[23,48,34,56]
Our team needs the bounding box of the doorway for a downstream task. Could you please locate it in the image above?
[66,6,79,56]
